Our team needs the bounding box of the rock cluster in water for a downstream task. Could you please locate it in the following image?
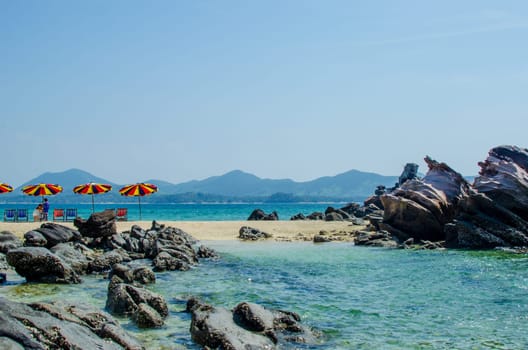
[0,211,319,348]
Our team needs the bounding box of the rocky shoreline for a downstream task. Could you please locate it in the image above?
[0,211,323,349]
[1,144,527,348]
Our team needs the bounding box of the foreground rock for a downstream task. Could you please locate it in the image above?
[187,298,320,349]
[0,297,143,349]
[6,247,81,284]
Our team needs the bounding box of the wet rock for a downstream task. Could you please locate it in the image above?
[0,231,22,253]
[239,226,273,240]
[133,303,164,328]
[89,249,131,273]
[152,251,189,271]
[196,245,219,259]
[106,276,168,328]
[6,247,81,284]
[188,299,320,349]
[74,210,117,238]
[0,297,143,350]
[109,264,155,285]
[248,209,279,221]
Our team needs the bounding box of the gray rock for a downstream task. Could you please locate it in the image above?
[89,249,131,273]
[188,299,320,349]
[239,226,273,241]
[23,231,47,247]
[109,264,155,285]
[248,209,279,221]
[0,231,22,253]
[50,242,91,275]
[0,297,143,349]
[6,247,81,284]
[106,277,168,328]
[133,303,164,328]
[34,223,81,248]
[74,210,117,238]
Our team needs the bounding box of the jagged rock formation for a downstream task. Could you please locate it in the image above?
[377,145,528,249]
[380,156,471,242]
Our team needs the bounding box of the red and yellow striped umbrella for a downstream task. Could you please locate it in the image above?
[119,183,158,220]
[22,183,63,197]
[0,183,13,194]
[73,182,112,213]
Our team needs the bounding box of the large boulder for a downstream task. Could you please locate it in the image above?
[188,298,320,349]
[29,223,81,248]
[0,297,143,349]
[6,247,81,284]
[443,146,528,248]
[74,210,117,239]
[380,156,471,242]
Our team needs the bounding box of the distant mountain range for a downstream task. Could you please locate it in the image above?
[2,168,400,203]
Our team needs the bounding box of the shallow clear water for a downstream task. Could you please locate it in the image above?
[2,242,528,349]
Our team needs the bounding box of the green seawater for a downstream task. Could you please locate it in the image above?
[2,242,528,349]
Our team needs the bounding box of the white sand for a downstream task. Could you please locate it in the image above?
[0,220,363,242]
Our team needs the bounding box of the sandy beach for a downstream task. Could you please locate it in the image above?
[0,220,364,242]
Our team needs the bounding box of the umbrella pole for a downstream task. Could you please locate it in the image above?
[91,194,95,213]
[138,196,142,220]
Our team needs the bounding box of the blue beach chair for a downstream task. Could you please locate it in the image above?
[3,209,16,222]
[65,208,78,221]
[16,209,29,222]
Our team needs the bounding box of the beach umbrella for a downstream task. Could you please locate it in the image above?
[118,182,158,220]
[22,183,63,197]
[73,182,112,213]
[0,183,13,194]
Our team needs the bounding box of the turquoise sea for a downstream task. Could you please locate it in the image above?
[1,204,528,349]
[0,202,343,221]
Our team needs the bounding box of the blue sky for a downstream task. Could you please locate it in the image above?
[1,1,527,187]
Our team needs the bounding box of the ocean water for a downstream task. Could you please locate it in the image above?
[0,202,344,221]
[2,242,528,349]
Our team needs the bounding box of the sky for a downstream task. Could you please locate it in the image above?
[1,1,527,187]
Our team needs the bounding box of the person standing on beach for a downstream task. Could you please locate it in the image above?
[42,198,49,221]
[33,204,43,222]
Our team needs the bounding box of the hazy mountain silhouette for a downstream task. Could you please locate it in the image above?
[3,168,399,203]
